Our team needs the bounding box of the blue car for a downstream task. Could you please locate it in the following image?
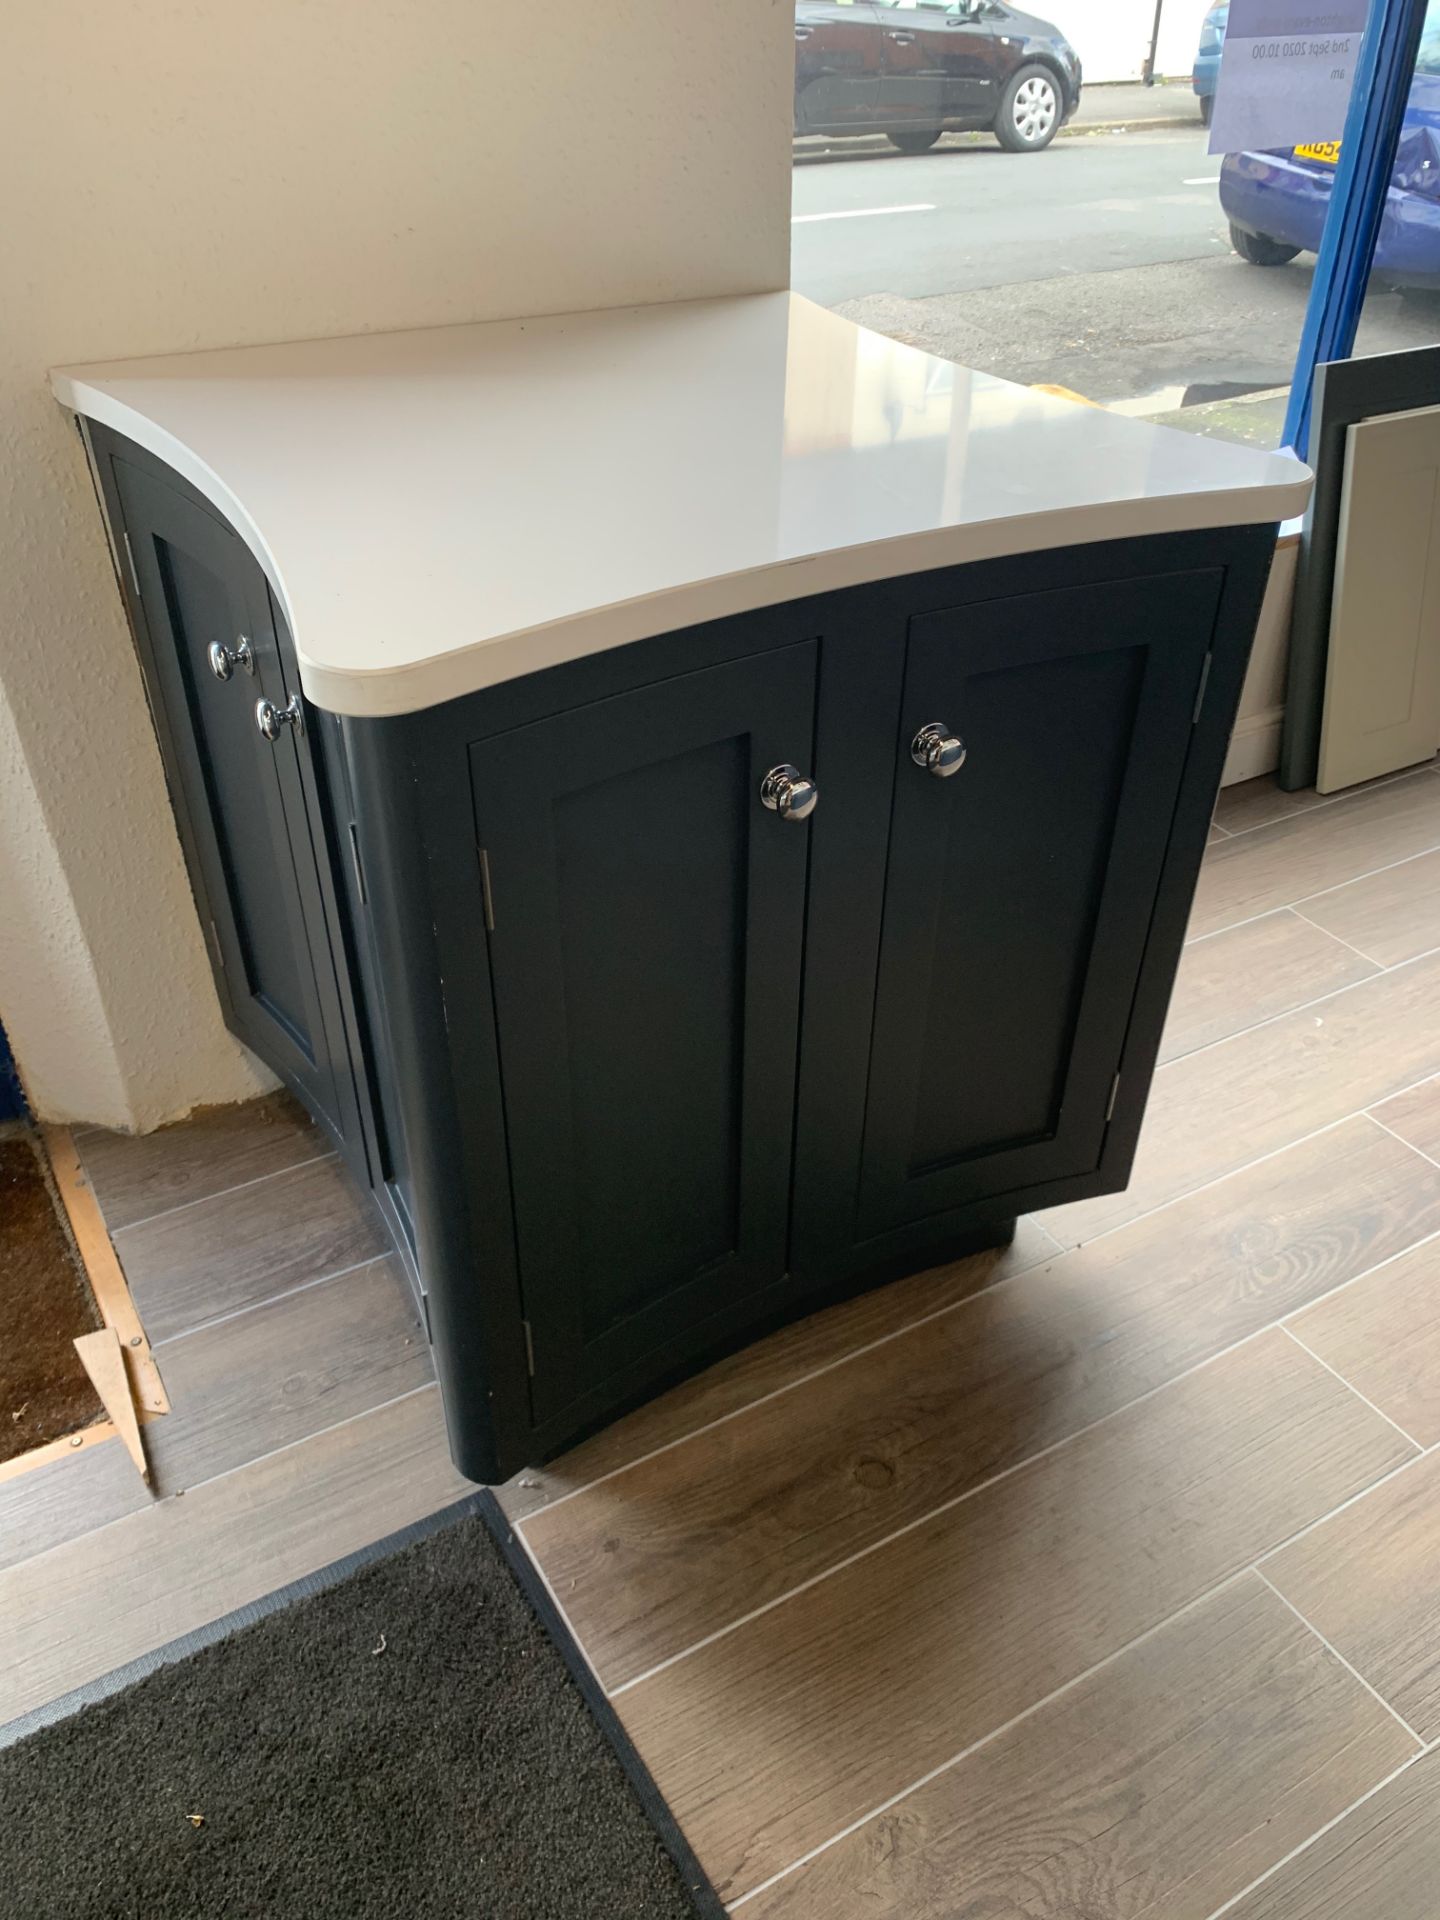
[1194,2,1228,127]
[1220,3,1440,281]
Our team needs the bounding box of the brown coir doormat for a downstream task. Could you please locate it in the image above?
[0,1131,103,1463]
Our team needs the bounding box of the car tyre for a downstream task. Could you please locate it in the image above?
[1199,93,1214,126]
[1229,221,1302,267]
[994,64,1062,152]
[887,127,944,154]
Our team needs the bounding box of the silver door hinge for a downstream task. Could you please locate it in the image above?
[478,845,496,932]
[207,919,225,971]
[1106,1072,1121,1123]
[347,822,367,905]
[121,529,141,598]
[522,1320,536,1377]
[1192,651,1213,725]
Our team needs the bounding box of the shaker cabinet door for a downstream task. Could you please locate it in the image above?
[108,460,358,1147]
[855,571,1221,1235]
[471,643,817,1422]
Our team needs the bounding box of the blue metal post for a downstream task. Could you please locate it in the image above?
[1283,0,1431,457]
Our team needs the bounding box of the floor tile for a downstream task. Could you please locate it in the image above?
[1161,910,1376,1064]
[527,1117,1440,1690]
[0,1386,464,1727]
[613,1333,1412,1902]
[1296,847,1440,968]
[1190,771,1440,939]
[1266,1448,1440,1740]
[113,1154,388,1344]
[0,1442,150,1576]
[75,1092,321,1233]
[1043,950,1440,1247]
[1370,1074,1440,1163]
[744,1577,1416,1920]
[147,1255,431,1494]
[1290,1235,1440,1447]
[497,1218,1060,1523]
[1223,1748,1440,1919]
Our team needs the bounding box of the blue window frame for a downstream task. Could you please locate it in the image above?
[1283,0,1434,456]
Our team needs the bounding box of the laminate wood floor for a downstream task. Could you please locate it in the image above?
[11,766,1440,1920]
[512,762,1440,1916]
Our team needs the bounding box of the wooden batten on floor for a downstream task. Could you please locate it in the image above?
[43,1126,168,1418]
[0,1128,169,1486]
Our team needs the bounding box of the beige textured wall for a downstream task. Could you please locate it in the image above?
[0,1,793,1129]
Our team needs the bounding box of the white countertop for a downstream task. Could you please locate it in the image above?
[54,293,1311,718]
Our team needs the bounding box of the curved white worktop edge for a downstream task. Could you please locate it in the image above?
[54,298,1313,719]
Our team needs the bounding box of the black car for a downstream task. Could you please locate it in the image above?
[795,0,1082,153]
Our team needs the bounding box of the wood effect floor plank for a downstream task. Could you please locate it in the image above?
[528,1118,1440,1690]
[1291,1235,1440,1446]
[76,1091,321,1233]
[1370,1073,1440,1162]
[1223,1748,1440,1919]
[0,1385,466,1727]
[1212,764,1439,837]
[1266,1447,1440,1741]
[0,1441,150,1576]
[1296,847,1440,968]
[1212,775,1333,836]
[743,1576,1417,1920]
[113,1153,388,1345]
[146,1256,432,1495]
[1160,911,1376,1065]
[1042,949,1440,1248]
[496,1217,1060,1524]
[613,1334,1412,1902]
[1189,770,1440,940]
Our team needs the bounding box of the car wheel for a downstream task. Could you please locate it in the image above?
[887,127,943,154]
[1229,221,1302,267]
[1199,93,1214,126]
[995,65,1061,152]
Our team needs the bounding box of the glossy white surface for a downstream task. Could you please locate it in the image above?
[54,293,1311,717]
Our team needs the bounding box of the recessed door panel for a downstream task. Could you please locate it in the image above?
[110,460,353,1140]
[857,571,1221,1235]
[471,643,817,1421]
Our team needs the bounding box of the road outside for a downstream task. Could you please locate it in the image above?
[792,104,1439,434]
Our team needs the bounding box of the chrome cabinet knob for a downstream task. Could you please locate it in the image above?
[208,635,254,681]
[255,693,304,740]
[911,722,966,779]
[760,763,818,822]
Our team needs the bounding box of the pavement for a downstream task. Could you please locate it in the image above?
[792,79,1202,165]
[791,124,1440,436]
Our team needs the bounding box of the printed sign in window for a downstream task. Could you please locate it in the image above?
[1208,0,1366,156]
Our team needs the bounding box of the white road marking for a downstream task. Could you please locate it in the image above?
[1184,175,1222,184]
[791,203,936,224]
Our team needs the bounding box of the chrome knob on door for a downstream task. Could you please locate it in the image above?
[760,763,818,822]
[207,635,254,681]
[255,693,304,740]
[911,722,966,779]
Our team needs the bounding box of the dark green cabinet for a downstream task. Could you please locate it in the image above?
[84,420,1279,1481]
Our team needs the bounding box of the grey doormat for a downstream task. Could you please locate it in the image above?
[0,1492,721,1919]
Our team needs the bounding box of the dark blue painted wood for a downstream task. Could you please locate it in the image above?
[0,1020,25,1122]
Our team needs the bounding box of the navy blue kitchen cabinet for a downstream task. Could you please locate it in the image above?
[84,423,1275,1482]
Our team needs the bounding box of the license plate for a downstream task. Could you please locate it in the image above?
[1294,141,1341,164]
